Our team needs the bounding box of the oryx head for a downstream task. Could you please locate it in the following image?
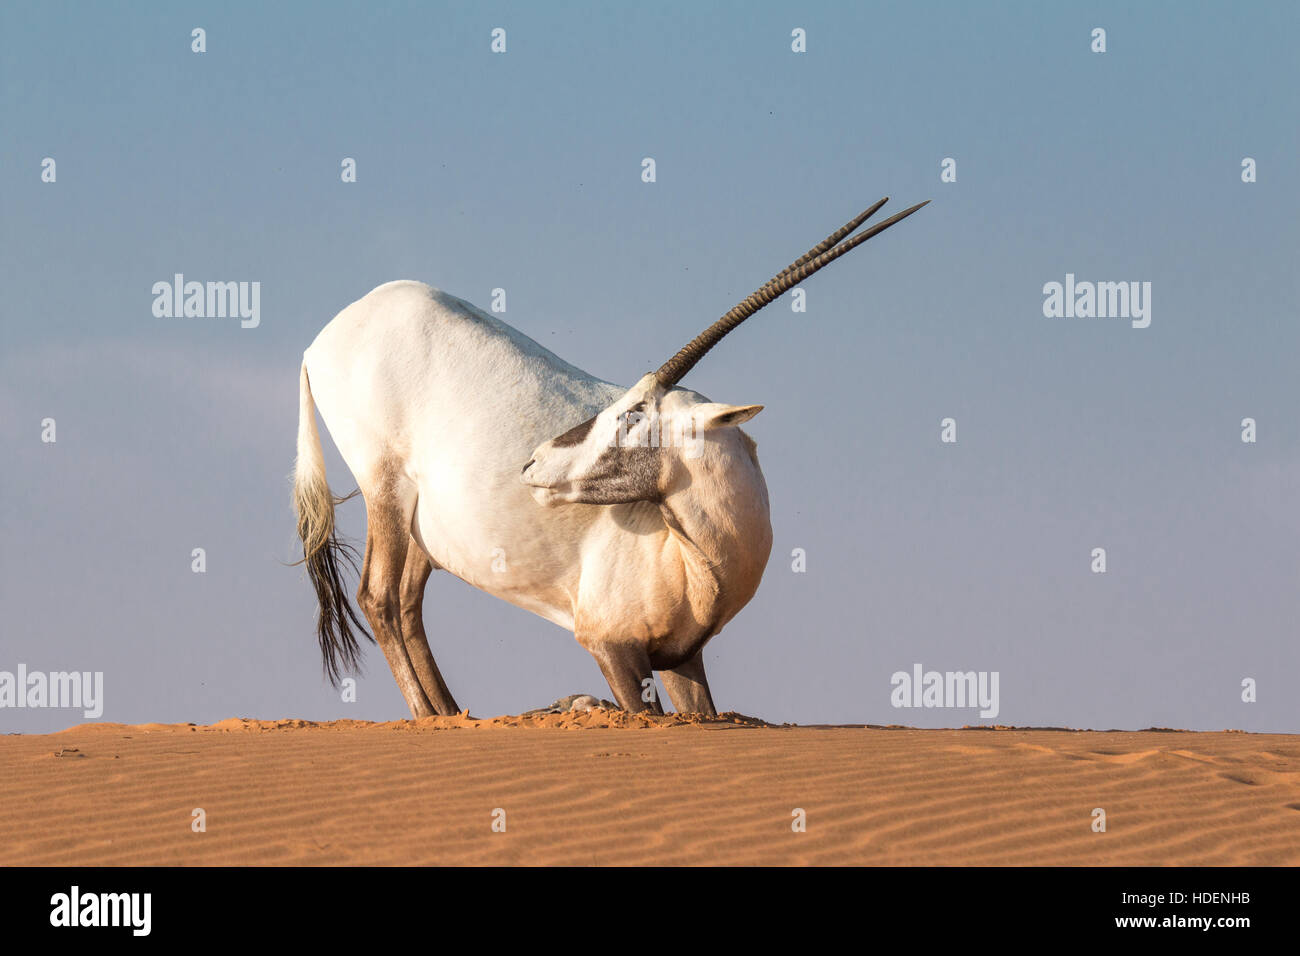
[521,197,928,507]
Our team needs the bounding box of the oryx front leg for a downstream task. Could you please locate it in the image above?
[357,488,435,718]
[587,640,663,714]
[398,536,461,716]
[659,650,717,716]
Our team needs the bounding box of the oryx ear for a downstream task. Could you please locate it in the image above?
[694,403,764,429]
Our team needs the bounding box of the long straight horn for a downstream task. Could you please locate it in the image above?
[654,198,929,387]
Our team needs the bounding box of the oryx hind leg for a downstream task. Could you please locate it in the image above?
[659,650,717,716]
[357,477,436,718]
[398,535,461,715]
[587,640,664,715]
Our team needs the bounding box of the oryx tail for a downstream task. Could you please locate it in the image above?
[293,362,369,684]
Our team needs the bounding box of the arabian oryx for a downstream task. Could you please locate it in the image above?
[294,198,927,716]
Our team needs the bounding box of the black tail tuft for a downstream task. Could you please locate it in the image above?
[304,530,373,686]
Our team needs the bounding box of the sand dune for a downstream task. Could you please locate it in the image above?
[1,716,1297,865]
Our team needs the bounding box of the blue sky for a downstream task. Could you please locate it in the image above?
[2,0,1297,731]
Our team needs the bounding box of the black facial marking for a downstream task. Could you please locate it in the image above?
[580,444,662,504]
[550,414,598,448]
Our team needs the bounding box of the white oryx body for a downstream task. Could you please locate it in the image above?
[304,279,769,650]
[293,198,926,716]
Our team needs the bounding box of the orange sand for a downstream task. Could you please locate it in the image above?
[2,715,1297,865]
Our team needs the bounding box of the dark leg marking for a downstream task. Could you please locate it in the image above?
[589,641,664,714]
[659,650,717,716]
[357,495,435,718]
[398,536,461,716]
